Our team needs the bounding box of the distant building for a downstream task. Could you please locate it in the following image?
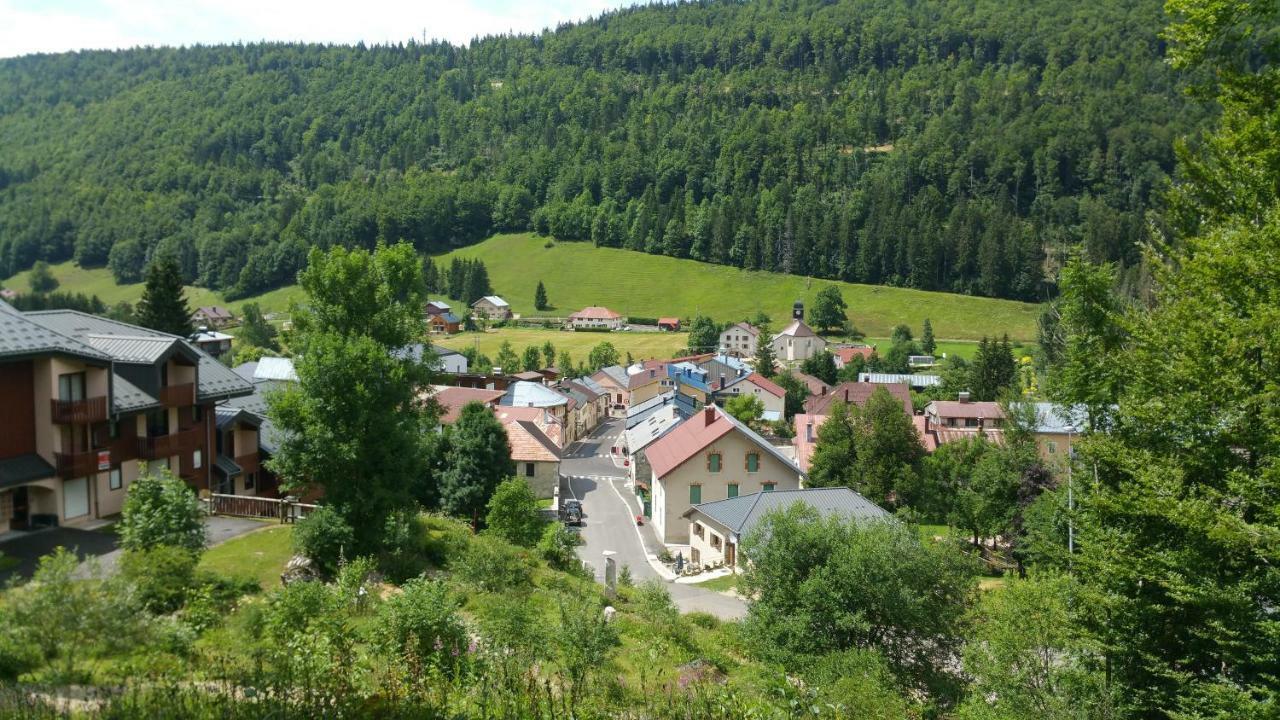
[804,381,913,418]
[428,312,462,335]
[833,345,875,368]
[770,319,826,362]
[858,372,942,389]
[718,322,760,358]
[569,306,625,330]
[471,296,512,321]
[657,317,681,331]
[191,306,235,328]
[426,300,452,316]
[189,329,234,358]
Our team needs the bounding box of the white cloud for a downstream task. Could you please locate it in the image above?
[0,0,635,59]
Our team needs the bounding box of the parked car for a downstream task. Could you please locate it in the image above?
[561,499,584,525]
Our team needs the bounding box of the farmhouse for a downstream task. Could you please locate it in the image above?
[718,322,760,358]
[471,295,512,321]
[569,306,625,330]
[644,405,804,545]
[188,329,233,358]
[191,306,235,328]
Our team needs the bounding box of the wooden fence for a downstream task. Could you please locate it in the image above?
[206,493,318,523]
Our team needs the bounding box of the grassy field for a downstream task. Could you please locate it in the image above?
[433,327,690,361]
[1,261,306,319]
[198,524,293,590]
[691,573,740,593]
[437,234,1041,341]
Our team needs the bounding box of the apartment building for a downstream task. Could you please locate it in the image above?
[0,303,254,533]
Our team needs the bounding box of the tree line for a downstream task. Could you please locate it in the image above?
[0,0,1202,302]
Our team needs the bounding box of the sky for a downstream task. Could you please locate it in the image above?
[0,0,638,59]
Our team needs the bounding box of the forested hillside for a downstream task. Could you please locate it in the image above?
[0,0,1201,301]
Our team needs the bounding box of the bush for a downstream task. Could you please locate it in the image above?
[455,534,533,593]
[485,478,546,547]
[417,512,472,567]
[538,522,581,571]
[378,511,429,583]
[686,612,720,630]
[373,578,469,671]
[120,545,200,614]
[336,556,379,614]
[0,632,40,681]
[118,470,205,552]
[263,580,338,641]
[292,505,355,577]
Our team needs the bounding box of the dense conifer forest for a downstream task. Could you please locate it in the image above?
[0,0,1202,301]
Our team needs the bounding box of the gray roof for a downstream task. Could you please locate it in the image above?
[626,391,688,428]
[233,361,258,381]
[474,295,509,308]
[0,453,56,490]
[85,334,182,364]
[624,404,686,454]
[213,455,242,478]
[25,310,253,402]
[500,381,568,408]
[222,383,287,456]
[0,301,111,362]
[684,487,891,537]
[1020,402,1088,435]
[216,406,261,431]
[252,357,297,382]
[112,374,159,413]
[598,365,629,387]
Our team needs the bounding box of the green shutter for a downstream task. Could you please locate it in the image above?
[762,484,775,493]
[728,484,739,498]
[690,485,702,504]
[708,453,721,472]
[747,453,759,472]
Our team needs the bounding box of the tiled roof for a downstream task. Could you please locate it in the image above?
[773,319,818,338]
[723,322,759,338]
[512,371,545,381]
[928,400,1004,420]
[570,306,623,320]
[432,385,505,424]
[194,306,234,319]
[627,364,668,390]
[0,301,111,362]
[684,487,891,537]
[658,317,680,325]
[834,346,875,365]
[791,371,829,396]
[743,372,785,398]
[506,420,561,463]
[25,310,253,401]
[645,405,801,479]
[804,382,913,417]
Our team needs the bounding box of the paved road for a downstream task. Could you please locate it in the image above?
[562,419,747,619]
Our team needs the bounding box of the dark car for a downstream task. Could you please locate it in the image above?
[561,499,584,525]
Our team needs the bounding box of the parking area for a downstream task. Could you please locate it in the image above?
[0,526,119,584]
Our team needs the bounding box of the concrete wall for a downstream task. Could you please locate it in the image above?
[518,459,559,498]
[771,335,827,362]
[688,515,731,566]
[651,430,801,545]
[719,381,785,416]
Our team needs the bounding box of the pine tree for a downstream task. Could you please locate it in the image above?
[422,256,441,294]
[238,302,279,351]
[753,323,777,377]
[921,319,936,355]
[137,255,192,336]
[541,341,556,369]
[534,280,549,311]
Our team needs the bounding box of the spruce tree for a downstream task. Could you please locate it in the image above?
[534,280,549,310]
[753,323,776,377]
[137,255,192,336]
[921,319,936,355]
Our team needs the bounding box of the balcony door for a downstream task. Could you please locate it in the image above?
[58,372,86,402]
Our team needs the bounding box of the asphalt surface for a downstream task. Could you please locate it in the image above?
[562,418,747,619]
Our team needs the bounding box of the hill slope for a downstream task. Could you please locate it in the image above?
[439,234,1039,340]
[0,0,1198,305]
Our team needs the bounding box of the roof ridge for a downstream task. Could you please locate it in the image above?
[8,308,114,361]
[737,491,768,533]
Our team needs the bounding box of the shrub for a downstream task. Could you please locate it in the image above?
[378,511,429,582]
[538,522,581,571]
[686,612,720,630]
[0,631,40,681]
[455,534,532,593]
[373,578,469,671]
[120,545,200,614]
[485,478,546,547]
[292,505,355,577]
[418,512,472,567]
[336,556,379,614]
[118,470,205,552]
[263,580,338,641]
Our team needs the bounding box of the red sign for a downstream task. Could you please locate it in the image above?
[97,450,111,471]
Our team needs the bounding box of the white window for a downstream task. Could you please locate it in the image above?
[109,467,122,491]
[193,449,202,469]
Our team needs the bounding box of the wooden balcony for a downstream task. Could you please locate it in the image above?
[159,382,195,408]
[54,450,104,479]
[234,453,260,475]
[137,427,201,460]
[50,396,108,425]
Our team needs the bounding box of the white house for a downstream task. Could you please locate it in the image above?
[770,319,826,362]
[718,322,760,358]
[569,306,625,330]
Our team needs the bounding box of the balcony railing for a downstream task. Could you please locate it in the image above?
[234,453,260,475]
[137,427,201,460]
[159,382,195,408]
[50,396,108,425]
[54,450,104,479]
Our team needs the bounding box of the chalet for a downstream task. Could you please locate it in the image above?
[189,329,234,359]
[191,306,235,328]
[569,306,625,331]
[425,300,452,316]
[428,312,462,335]
[644,405,804,545]
[471,296,512,321]
[495,406,563,498]
[684,487,890,569]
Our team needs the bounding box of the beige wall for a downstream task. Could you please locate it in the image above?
[718,329,758,357]
[771,335,827,362]
[721,381,785,416]
[629,377,671,406]
[651,430,801,544]
[1036,432,1075,474]
[516,460,559,498]
[95,459,141,517]
[688,515,731,566]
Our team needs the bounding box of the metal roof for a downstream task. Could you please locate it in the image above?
[858,372,942,387]
[500,381,568,408]
[475,295,509,308]
[216,406,262,431]
[684,487,890,537]
[0,300,111,362]
[0,453,56,490]
[624,404,687,454]
[85,334,181,364]
[24,310,252,401]
[253,357,298,382]
[213,455,242,478]
[112,374,160,413]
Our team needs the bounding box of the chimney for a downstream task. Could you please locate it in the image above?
[958,391,970,403]
[718,373,725,390]
[820,385,827,396]
[704,406,716,426]
[844,388,850,402]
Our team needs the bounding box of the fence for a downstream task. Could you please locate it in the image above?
[206,493,318,523]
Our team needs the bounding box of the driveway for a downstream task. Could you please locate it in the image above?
[0,515,273,583]
[562,420,747,620]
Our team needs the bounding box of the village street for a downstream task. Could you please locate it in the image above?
[560,419,748,620]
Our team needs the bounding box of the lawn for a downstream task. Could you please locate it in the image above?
[198,524,294,590]
[691,573,740,593]
[433,327,690,362]
[437,234,1041,341]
